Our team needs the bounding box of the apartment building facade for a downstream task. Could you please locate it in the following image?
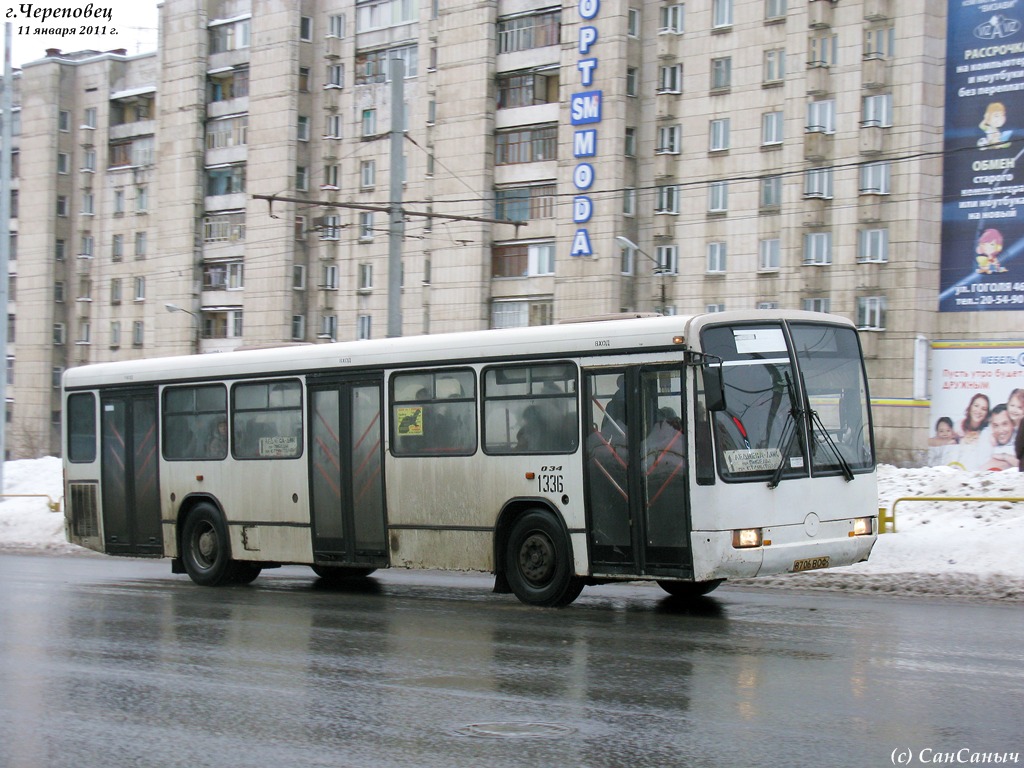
[5,0,1021,465]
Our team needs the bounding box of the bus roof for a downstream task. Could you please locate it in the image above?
[62,310,855,389]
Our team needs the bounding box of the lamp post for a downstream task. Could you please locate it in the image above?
[615,236,668,314]
[165,303,200,352]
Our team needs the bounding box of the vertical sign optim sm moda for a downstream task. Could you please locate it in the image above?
[569,0,603,259]
[940,0,1024,311]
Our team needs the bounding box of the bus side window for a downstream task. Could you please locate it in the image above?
[66,392,97,463]
[162,384,227,461]
[231,380,303,459]
[482,363,578,455]
[391,370,477,456]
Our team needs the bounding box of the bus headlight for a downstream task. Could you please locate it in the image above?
[732,528,763,549]
[852,517,874,536]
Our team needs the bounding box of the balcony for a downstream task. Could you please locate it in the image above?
[808,0,834,28]
[802,198,830,228]
[859,124,885,155]
[806,64,830,96]
[859,195,884,223]
[864,0,891,20]
[804,130,831,161]
[324,35,342,59]
[862,55,888,89]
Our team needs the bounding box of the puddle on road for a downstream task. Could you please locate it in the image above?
[455,722,576,739]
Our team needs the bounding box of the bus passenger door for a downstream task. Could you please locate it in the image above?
[584,368,693,577]
[308,378,388,567]
[100,388,163,556]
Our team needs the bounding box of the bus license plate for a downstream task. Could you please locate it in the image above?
[793,556,830,572]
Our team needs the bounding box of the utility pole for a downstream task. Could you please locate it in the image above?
[0,24,12,486]
[387,58,404,338]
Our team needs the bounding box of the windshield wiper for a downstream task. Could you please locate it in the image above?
[809,408,855,482]
[768,372,803,489]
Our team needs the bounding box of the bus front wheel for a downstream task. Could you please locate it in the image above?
[181,504,237,587]
[505,510,584,608]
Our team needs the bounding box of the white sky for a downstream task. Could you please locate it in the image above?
[1,0,159,68]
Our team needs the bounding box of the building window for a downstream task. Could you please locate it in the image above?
[114,189,125,214]
[708,181,729,214]
[81,191,94,215]
[359,160,376,189]
[77,320,91,345]
[361,109,376,137]
[321,264,339,290]
[356,0,417,33]
[495,125,558,165]
[59,110,70,131]
[357,315,372,340]
[491,299,553,329]
[628,7,641,36]
[329,14,346,37]
[319,315,338,341]
[759,238,781,270]
[712,0,733,28]
[83,107,97,128]
[293,265,306,290]
[761,111,784,146]
[765,0,787,20]
[857,296,887,330]
[354,45,417,84]
[864,26,895,59]
[136,186,148,212]
[860,161,891,194]
[325,114,342,139]
[291,315,306,341]
[858,228,889,263]
[620,242,634,275]
[299,15,313,41]
[862,93,894,127]
[706,241,727,273]
[296,166,308,191]
[657,124,682,154]
[135,231,147,259]
[492,241,556,278]
[323,163,340,189]
[206,165,246,196]
[807,99,836,133]
[625,126,637,156]
[327,63,344,88]
[709,118,730,151]
[359,263,373,290]
[763,48,786,83]
[655,244,678,274]
[758,300,780,309]
[710,57,731,90]
[133,321,145,347]
[319,214,342,240]
[79,235,94,258]
[626,67,639,97]
[760,175,782,209]
[658,64,682,93]
[496,9,561,54]
[495,184,557,221]
[203,211,246,243]
[203,262,244,290]
[110,322,121,348]
[660,4,684,33]
[54,323,66,345]
[359,212,374,240]
[209,18,250,53]
[299,66,311,92]
[804,167,834,199]
[57,153,69,174]
[803,297,831,313]
[497,72,558,108]
[110,278,121,304]
[56,196,68,217]
[111,234,123,262]
[297,116,310,141]
[656,184,679,214]
[809,33,838,67]
[706,303,726,313]
[134,277,146,302]
[623,188,636,216]
[803,231,833,265]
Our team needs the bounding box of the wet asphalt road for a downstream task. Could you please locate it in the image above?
[0,554,1021,768]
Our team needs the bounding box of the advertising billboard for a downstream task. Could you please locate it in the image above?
[927,342,1024,470]
[940,2,1024,311]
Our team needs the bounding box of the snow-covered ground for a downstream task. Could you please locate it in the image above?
[1,457,1022,601]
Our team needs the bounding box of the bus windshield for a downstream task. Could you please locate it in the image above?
[702,322,873,483]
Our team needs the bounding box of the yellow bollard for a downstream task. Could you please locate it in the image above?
[877,506,896,534]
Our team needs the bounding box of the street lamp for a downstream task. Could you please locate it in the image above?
[615,236,668,313]
[165,303,200,352]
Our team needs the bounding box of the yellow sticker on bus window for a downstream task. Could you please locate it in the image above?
[396,406,424,436]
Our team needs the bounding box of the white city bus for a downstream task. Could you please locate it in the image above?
[62,311,877,606]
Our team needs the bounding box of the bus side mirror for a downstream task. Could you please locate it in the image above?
[703,363,727,412]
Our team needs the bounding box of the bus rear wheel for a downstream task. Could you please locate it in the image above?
[181,503,237,587]
[657,579,723,598]
[505,510,584,608]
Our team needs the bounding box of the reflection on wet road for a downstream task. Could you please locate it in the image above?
[1,555,1021,768]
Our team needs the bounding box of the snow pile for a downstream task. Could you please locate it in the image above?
[1,458,1022,601]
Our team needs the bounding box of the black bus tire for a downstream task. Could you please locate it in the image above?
[505,510,584,608]
[181,503,236,587]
